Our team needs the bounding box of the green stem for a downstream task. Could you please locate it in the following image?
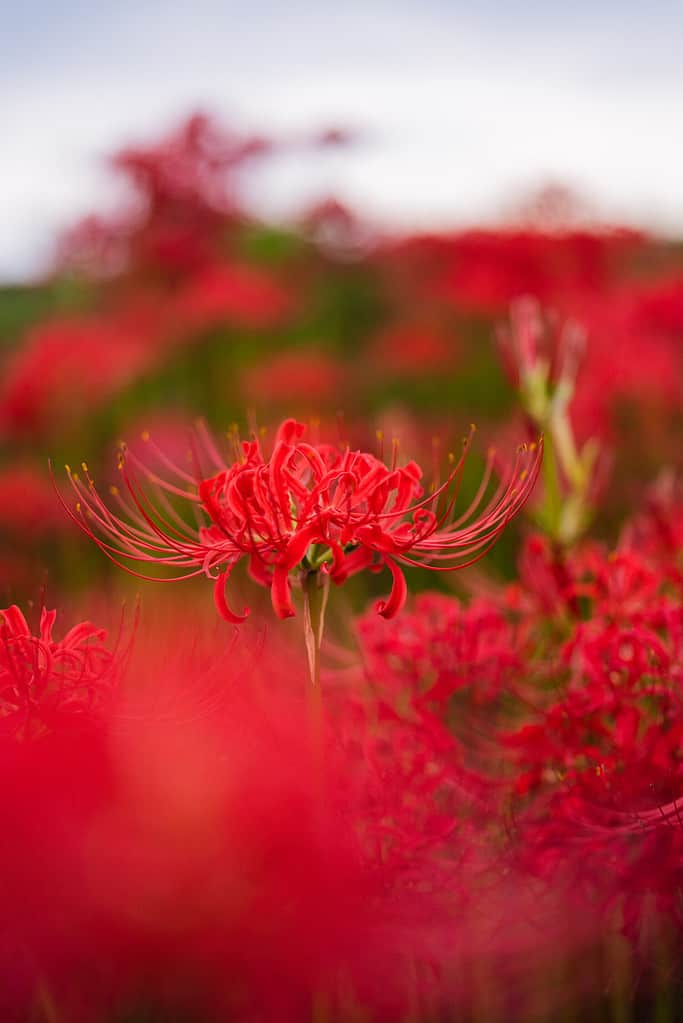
[540,426,563,541]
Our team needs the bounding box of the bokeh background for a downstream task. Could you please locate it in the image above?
[5,0,683,279]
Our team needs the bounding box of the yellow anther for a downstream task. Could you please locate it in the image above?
[65,464,72,475]
[141,430,150,442]
[75,501,81,512]
[81,462,89,474]
[109,485,119,496]
[448,452,455,464]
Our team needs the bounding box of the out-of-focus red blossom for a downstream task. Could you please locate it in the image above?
[352,593,524,805]
[0,317,157,436]
[240,350,346,406]
[380,227,645,315]
[60,417,542,623]
[632,272,683,335]
[496,297,584,400]
[368,323,455,378]
[301,196,373,254]
[507,532,600,616]
[0,616,441,1020]
[502,525,683,939]
[621,472,683,578]
[0,464,71,536]
[0,608,600,1021]
[58,113,353,279]
[357,592,521,708]
[58,114,269,278]
[563,291,682,441]
[173,261,293,330]
[0,604,116,739]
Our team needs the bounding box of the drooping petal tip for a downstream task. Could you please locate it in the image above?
[271,563,297,620]
[214,566,249,624]
[375,558,408,620]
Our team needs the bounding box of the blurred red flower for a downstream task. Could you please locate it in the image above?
[0,317,158,436]
[0,604,117,739]
[174,262,293,331]
[240,350,346,406]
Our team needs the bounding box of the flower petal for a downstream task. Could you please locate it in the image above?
[213,564,249,624]
[271,563,296,619]
[376,558,408,619]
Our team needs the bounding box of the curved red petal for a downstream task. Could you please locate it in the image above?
[213,565,249,624]
[283,524,318,570]
[375,558,408,619]
[271,563,296,619]
[274,418,306,447]
[323,540,346,580]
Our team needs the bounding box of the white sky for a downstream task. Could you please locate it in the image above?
[2,0,683,281]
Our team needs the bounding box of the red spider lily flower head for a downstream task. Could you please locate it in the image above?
[58,418,542,625]
[0,604,118,739]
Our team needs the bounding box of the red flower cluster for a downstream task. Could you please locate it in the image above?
[0,604,116,739]
[497,509,683,930]
[0,605,527,1021]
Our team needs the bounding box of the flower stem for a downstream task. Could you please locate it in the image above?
[302,570,331,1023]
[540,426,563,539]
[302,569,330,691]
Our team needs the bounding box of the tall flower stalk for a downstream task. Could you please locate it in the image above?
[498,297,601,547]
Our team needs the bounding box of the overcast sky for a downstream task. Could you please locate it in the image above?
[3,0,683,280]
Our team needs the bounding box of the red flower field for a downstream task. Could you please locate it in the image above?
[0,113,681,1022]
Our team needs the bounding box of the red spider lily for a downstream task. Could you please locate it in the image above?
[0,604,118,739]
[58,418,542,624]
[501,528,683,948]
[0,610,499,1022]
[357,592,521,708]
[173,261,292,331]
[0,463,72,536]
[240,350,346,407]
[0,315,160,437]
